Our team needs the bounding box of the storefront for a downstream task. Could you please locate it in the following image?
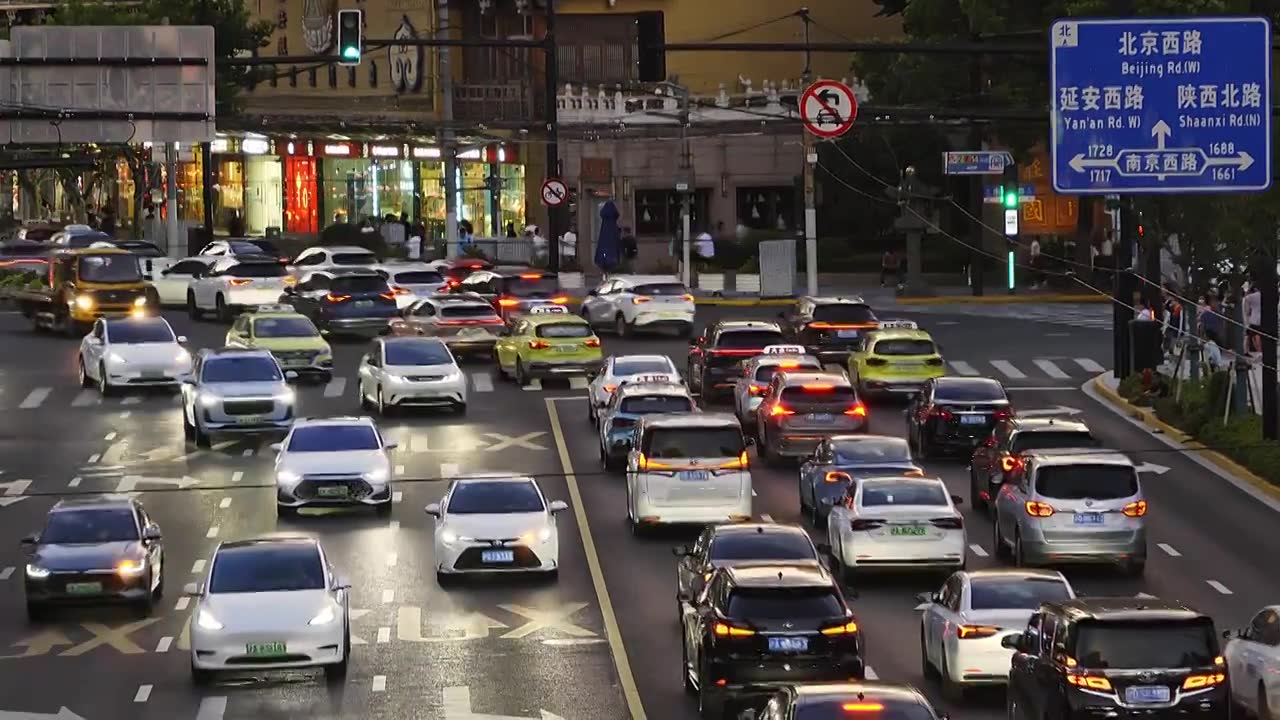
[318,141,370,224]
[280,139,318,235]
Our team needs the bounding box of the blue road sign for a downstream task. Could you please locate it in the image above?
[943,151,1014,175]
[982,183,1037,203]
[1050,17,1271,194]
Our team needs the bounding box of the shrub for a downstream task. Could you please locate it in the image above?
[1197,414,1280,486]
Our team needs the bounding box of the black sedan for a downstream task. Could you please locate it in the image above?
[907,376,1012,457]
[21,496,164,619]
[673,523,826,620]
[797,435,923,525]
[751,682,949,720]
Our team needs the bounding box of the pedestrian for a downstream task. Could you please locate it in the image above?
[406,230,422,261]
[506,222,517,238]
[880,248,900,287]
[1201,293,1226,347]
[1244,279,1262,353]
[526,225,547,265]
[559,226,577,269]
[1029,236,1044,289]
[99,207,116,237]
[85,204,98,229]
[1136,299,1153,321]
[620,226,638,273]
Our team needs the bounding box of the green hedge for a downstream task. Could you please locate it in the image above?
[0,267,43,291]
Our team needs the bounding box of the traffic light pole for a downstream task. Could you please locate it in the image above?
[544,0,563,274]
[1000,163,1019,295]
[437,0,460,259]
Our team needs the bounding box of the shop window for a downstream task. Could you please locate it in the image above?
[323,158,373,224]
[419,161,446,222]
[177,152,205,223]
[634,189,710,236]
[497,163,526,236]
[371,159,412,219]
[736,186,796,232]
[460,162,492,235]
[214,158,244,232]
[556,15,636,85]
[285,157,318,234]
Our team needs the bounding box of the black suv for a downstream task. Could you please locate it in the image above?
[680,562,864,719]
[688,321,786,401]
[1006,597,1228,720]
[969,417,1100,512]
[906,376,1012,457]
[778,296,879,363]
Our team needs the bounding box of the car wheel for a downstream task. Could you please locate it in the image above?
[515,359,529,386]
[493,349,510,379]
[376,387,392,416]
[182,410,195,440]
[135,592,155,617]
[1125,559,1146,578]
[1260,684,1273,720]
[324,630,350,683]
[939,649,964,701]
[375,501,392,517]
[453,402,467,416]
[187,292,201,320]
[615,314,629,337]
[98,364,112,396]
[993,511,1012,560]
[191,662,214,686]
[215,295,231,324]
[681,636,696,694]
[25,601,45,622]
[1013,531,1029,567]
[193,418,211,449]
[78,356,91,387]
[696,658,720,720]
[588,401,597,425]
[275,503,297,519]
[920,627,938,680]
[153,569,165,599]
[359,382,373,411]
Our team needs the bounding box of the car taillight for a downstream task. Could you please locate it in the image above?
[824,471,851,484]
[1183,672,1226,690]
[681,294,694,302]
[803,384,835,392]
[957,625,1000,639]
[437,284,450,292]
[709,348,760,356]
[520,273,543,279]
[447,279,460,287]
[498,297,521,307]
[931,517,963,529]
[551,296,569,304]
[391,286,410,295]
[1122,500,1148,517]
[841,703,885,712]
[769,404,794,416]
[632,296,651,304]
[528,340,550,349]
[1066,673,1112,691]
[1025,500,1054,517]
[819,620,858,636]
[993,408,1013,420]
[379,292,396,300]
[865,358,888,366]
[712,622,755,637]
[844,404,867,417]
[748,385,767,395]
[929,407,953,420]
[283,276,297,285]
[228,278,252,286]
[1001,455,1023,472]
[325,293,351,303]
[850,519,884,531]
[583,338,601,348]
[925,358,944,366]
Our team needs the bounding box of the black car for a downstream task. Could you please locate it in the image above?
[906,376,1012,457]
[1006,597,1227,720]
[285,268,399,336]
[688,321,787,401]
[21,496,165,619]
[673,524,827,620]
[778,296,879,363]
[754,682,948,720]
[969,417,1100,512]
[680,562,864,719]
[452,266,565,318]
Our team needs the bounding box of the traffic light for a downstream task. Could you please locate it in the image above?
[1001,163,1020,209]
[337,9,363,66]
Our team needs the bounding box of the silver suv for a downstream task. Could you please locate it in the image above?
[182,348,297,447]
[991,450,1147,576]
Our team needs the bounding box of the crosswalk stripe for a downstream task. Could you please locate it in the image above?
[522,378,544,391]
[324,377,347,397]
[990,360,1027,379]
[471,373,494,392]
[71,389,99,407]
[1033,359,1070,379]
[948,361,979,376]
[18,387,50,409]
[1075,358,1105,373]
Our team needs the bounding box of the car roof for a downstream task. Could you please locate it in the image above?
[492,266,555,277]
[640,412,739,429]
[217,536,320,553]
[710,522,810,539]
[802,295,869,305]
[1010,418,1091,432]
[725,562,834,588]
[612,274,682,284]
[312,245,373,254]
[749,354,822,368]
[615,382,690,397]
[292,415,378,428]
[936,376,1004,389]
[791,682,926,704]
[612,354,672,364]
[523,313,589,326]
[324,267,382,276]
[1047,597,1207,622]
[867,329,933,341]
[1023,450,1133,467]
[250,310,309,320]
[60,247,131,256]
[858,474,944,487]
[381,335,447,346]
[716,320,782,332]
[777,372,851,387]
[453,473,539,485]
[105,315,170,326]
[961,568,1067,583]
[51,495,137,512]
[201,347,276,359]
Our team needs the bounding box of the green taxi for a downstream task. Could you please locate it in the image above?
[847,320,945,398]
[225,305,334,381]
[494,306,603,385]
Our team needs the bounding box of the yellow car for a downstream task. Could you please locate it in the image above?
[225,305,334,381]
[494,307,603,385]
[847,321,945,398]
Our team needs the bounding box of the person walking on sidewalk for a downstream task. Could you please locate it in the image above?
[880,248,902,287]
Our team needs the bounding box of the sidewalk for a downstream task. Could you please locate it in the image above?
[690,285,1107,307]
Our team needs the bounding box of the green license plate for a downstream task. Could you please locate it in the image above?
[234,416,264,424]
[65,582,102,595]
[245,641,287,657]
[317,485,349,498]
[890,525,928,537]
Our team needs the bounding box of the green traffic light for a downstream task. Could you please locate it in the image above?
[342,46,360,59]
[1002,189,1018,208]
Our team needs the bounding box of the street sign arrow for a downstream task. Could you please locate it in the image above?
[1151,120,1172,149]
[1016,406,1082,418]
[0,479,31,507]
[1135,462,1170,475]
[817,88,840,105]
[442,686,567,720]
[1206,152,1254,171]
[1068,155,1117,173]
[114,475,200,493]
[0,628,74,659]
[0,709,85,720]
[397,606,509,642]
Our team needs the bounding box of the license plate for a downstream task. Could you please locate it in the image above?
[355,300,373,308]
[806,413,834,423]
[960,415,986,425]
[1124,685,1170,704]
[679,470,709,481]
[65,582,102,595]
[660,312,686,318]
[1074,512,1104,525]
[481,550,514,563]
[234,415,264,425]
[317,485,349,498]
[768,636,808,653]
[890,525,928,537]
[837,330,859,338]
[554,345,578,353]
[458,328,490,337]
[245,641,287,658]
[141,369,164,378]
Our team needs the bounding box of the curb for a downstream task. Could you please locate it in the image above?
[1089,375,1280,502]
[694,298,794,307]
[895,294,1108,305]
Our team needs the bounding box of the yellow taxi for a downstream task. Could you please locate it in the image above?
[494,305,603,385]
[846,320,945,398]
[225,305,334,382]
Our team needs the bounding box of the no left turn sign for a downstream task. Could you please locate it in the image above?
[800,80,858,139]
[541,178,568,207]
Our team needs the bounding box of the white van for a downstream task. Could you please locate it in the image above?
[625,413,753,534]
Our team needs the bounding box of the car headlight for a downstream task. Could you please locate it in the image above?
[25,564,49,579]
[74,295,94,310]
[116,559,146,577]
[133,296,147,307]
[308,606,336,626]
[107,352,126,364]
[195,609,223,631]
[440,530,459,544]
[174,348,190,364]
[520,527,553,545]
[198,393,220,408]
[274,389,295,404]
[364,467,389,483]
[276,470,301,485]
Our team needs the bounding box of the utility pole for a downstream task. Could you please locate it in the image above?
[1111,197,1135,379]
[544,0,562,273]
[799,8,818,296]
[967,32,984,295]
[678,85,693,287]
[438,0,459,258]
[1262,231,1278,439]
[164,142,178,255]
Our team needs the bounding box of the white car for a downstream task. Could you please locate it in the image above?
[150,257,216,306]
[187,257,294,323]
[357,336,468,415]
[426,473,568,581]
[1225,605,1280,717]
[379,262,449,310]
[825,474,966,582]
[586,354,682,424]
[186,536,350,685]
[272,416,397,517]
[918,569,1075,697]
[78,316,191,395]
[289,245,381,278]
[580,274,694,337]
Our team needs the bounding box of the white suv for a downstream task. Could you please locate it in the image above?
[271,416,398,517]
[187,258,293,323]
[580,275,694,337]
[289,245,381,277]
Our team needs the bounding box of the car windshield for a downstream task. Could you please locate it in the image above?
[935,379,1006,402]
[536,322,591,338]
[226,262,287,278]
[1034,465,1138,500]
[447,481,544,514]
[968,577,1073,610]
[107,319,174,344]
[874,339,936,356]
[506,275,559,297]
[385,341,453,366]
[633,282,688,296]
[1012,431,1100,452]
[614,358,673,376]
[201,356,282,383]
[1073,619,1218,669]
[620,395,693,414]
[860,480,948,507]
[708,532,816,561]
[288,425,380,452]
[812,304,875,323]
[755,362,820,382]
[393,270,444,285]
[78,254,142,282]
[332,252,378,265]
[716,329,784,348]
[795,700,934,720]
[441,304,497,319]
[67,232,112,248]
[331,275,390,293]
[117,242,164,257]
[643,427,745,458]
[726,588,843,619]
[248,239,281,255]
[229,241,265,254]
[41,508,138,543]
[208,545,326,594]
[254,317,318,338]
[833,438,912,464]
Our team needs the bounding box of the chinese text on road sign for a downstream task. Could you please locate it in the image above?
[541,178,567,207]
[943,151,1012,175]
[1050,17,1271,194]
[800,80,857,139]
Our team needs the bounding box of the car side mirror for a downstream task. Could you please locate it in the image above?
[176,335,188,343]
[677,591,692,604]
[160,268,171,276]
[19,533,37,546]
[587,289,598,296]
[548,500,568,513]
[285,370,299,380]
[269,442,283,452]
[425,503,441,517]
[384,442,399,451]
[951,494,964,506]
[332,574,351,591]
[142,527,162,541]
[183,582,203,596]
[282,286,296,294]
[181,378,195,385]
[914,592,933,605]
[1001,634,1022,650]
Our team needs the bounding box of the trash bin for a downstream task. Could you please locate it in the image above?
[1129,319,1163,374]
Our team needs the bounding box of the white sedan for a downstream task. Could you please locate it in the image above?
[825,474,966,582]
[187,536,350,685]
[357,336,468,415]
[78,316,191,395]
[150,257,215,306]
[426,474,568,582]
[272,416,397,517]
[918,569,1075,698]
[1225,605,1280,718]
[586,354,681,424]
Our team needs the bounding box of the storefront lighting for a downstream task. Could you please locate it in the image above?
[412,147,441,159]
[210,138,229,153]
[243,138,270,155]
[371,145,399,158]
[458,149,481,160]
[324,143,351,156]
[498,147,506,162]
[287,142,296,154]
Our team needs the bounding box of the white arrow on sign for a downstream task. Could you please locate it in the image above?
[0,479,31,507]
[1151,119,1172,149]
[0,709,85,720]
[1205,152,1255,171]
[1068,154,1118,173]
[442,686,566,720]
[1135,462,1170,475]
[114,475,200,493]
[1015,406,1082,418]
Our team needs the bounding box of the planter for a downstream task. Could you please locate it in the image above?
[558,272,584,289]
[736,274,761,293]
[698,273,725,292]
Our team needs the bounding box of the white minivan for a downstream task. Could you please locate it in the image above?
[625,413,753,534]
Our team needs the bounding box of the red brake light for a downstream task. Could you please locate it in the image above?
[1123,500,1148,517]
[748,385,766,395]
[528,340,550,349]
[632,296,652,304]
[1001,455,1023,472]
[842,702,885,712]
[498,298,520,307]
[603,385,617,393]
[519,273,543,279]
[583,338,601,348]
[769,404,794,416]
[391,286,410,295]
[551,296,569,305]
[1025,500,1055,517]
[994,408,1013,420]
[325,293,350,302]
[802,384,835,392]
[929,408,953,420]
[228,278,252,286]
[681,294,694,302]
[712,622,755,637]
[447,279,460,287]
[824,471,851,484]
[379,292,396,300]
[844,404,867,417]
[957,625,999,639]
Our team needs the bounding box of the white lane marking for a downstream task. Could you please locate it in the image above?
[377,627,391,643]
[387,553,398,567]
[0,567,14,581]
[121,395,142,405]
[1075,358,1105,373]
[1033,359,1070,379]
[441,463,460,478]
[219,497,232,509]
[324,377,347,397]
[522,378,544,391]
[1207,580,1233,595]
[392,491,403,503]
[88,453,101,464]
[120,410,133,417]
[69,477,81,487]
[372,675,387,692]
[155,636,173,653]
[104,431,117,441]
[568,376,589,390]
[175,596,191,611]
[71,389,99,407]
[389,520,401,531]
[760,514,774,522]
[1158,543,1181,557]
[133,684,153,703]
[191,559,206,573]
[990,360,1027,379]
[471,373,494,392]
[382,589,395,603]
[231,471,243,483]
[865,666,879,680]
[394,465,405,476]
[1045,332,1071,337]
[969,544,989,558]
[936,321,960,326]
[196,697,227,720]
[948,360,979,376]
[206,526,219,538]
[241,448,253,457]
